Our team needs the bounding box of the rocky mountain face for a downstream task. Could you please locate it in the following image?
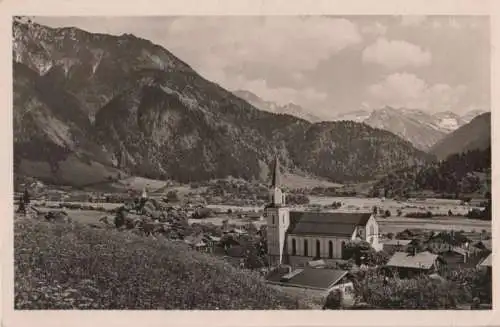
[361,107,448,151]
[333,107,487,152]
[233,90,322,123]
[13,20,433,185]
[429,112,491,161]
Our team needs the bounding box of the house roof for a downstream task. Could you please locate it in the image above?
[479,253,492,267]
[266,268,349,291]
[386,251,439,270]
[473,240,492,251]
[288,211,372,237]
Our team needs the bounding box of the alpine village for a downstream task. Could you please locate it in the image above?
[13,17,492,310]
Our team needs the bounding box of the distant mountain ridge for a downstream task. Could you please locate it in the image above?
[429,112,491,161]
[233,88,488,152]
[13,20,433,186]
[233,90,323,123]
[332,107,488,151]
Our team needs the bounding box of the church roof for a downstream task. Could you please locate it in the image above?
[288,211,372,237]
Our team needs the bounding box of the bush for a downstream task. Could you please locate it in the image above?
[14,220,305,309]
[353,271,467,309]
[405,211,433,218]
[191,207,213,219]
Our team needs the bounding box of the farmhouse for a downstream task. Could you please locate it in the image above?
[385,251,444,278]
[266,266,354,296]
[265,157,381,267]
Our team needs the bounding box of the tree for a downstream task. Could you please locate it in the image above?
[384,210,391,218]
[22,188,31,205]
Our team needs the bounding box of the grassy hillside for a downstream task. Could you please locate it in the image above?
[14,220,305,309]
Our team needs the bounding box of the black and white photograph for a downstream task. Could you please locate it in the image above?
[10,11,493,313]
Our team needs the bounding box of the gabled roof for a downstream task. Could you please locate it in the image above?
[288,211,372,237]
[386,251,439,270]
[479,253,492,267]
[266,268,349,291]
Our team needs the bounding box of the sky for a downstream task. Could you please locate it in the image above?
[33,15,490,119]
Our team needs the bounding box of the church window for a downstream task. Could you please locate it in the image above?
[316,240,321,258]
[304,240,308,256]
[272,215,275,225]
[328,241,333,259]
[341,241,346,260]
[370,225,374,236]
[292,239,296,255]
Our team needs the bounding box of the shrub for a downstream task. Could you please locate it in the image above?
[353,271,466,309]
[405,211,433,218]
[14,220,305,309]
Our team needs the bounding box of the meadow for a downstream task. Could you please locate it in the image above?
[14,219,306,309]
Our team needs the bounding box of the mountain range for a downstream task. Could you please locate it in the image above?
[232,90,487,152]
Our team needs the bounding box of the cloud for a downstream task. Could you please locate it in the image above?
[361,22,387,36]
[366,72,467,112]
[400,15,427,26]
[362,37,432,69]
[165,17,362,76]
[222,74,327,107]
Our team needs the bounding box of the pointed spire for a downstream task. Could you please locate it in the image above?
[271,155,281,188]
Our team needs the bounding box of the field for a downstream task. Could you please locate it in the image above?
[26,194,491,235]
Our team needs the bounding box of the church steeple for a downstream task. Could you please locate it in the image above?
[271,155,281,188]
[269,156,285,206]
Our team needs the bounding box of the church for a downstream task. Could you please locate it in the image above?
[265,157,381,267]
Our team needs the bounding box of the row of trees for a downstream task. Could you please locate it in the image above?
[372,147,491,198]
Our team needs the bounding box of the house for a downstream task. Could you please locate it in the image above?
[382,239,412,253]
[439,247,470,269]
[425,232,470,253]
[266,266,354,296]
[469,198,487,207]
[265,157,381,268]
[184,235,208,252]
[472,240,492,252]
[385,251,443,278]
